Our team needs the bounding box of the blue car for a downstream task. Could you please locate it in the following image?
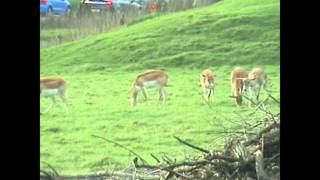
[40,0,71,15]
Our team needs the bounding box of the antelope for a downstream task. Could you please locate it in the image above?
[243,68,268,101]
[230,67,248,106]
[200,69,216,104]
[40,77,68,114]
[130,70,168,106]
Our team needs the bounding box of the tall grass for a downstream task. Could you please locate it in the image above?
[40,0,218,48]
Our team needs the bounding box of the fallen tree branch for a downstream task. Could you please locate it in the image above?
[43,172,160,180]
[173,136,210,154]
[209,131,256,135]
[136,154,239,171]
[243,122,279,146]
[165,168,192,179]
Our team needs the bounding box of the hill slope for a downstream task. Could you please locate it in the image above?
[40,0,280,175]
[41,0,279,74]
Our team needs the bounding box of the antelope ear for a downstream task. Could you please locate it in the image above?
[202,74,206,77]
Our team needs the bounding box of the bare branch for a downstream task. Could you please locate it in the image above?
[268,94,280,104]
[243,95,275,118]
[165,168,192,179]
[174,136,210,154]
[266,153,280,163]
[92,135,149,165]
[150,153,160,163]
[243,122,279,146]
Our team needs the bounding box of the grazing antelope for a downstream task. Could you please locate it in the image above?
[230,67,248,106]
[40,77,68,114]
[200,69,216,104]
[130,70,168,106]
[243,68,268,101]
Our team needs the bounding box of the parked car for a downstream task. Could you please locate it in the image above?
[79,0,143,13]
[40,0,71,16]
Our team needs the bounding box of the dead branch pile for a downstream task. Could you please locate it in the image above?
[132,95,280,180]
[133,119,279,180]
[41,95,280,180]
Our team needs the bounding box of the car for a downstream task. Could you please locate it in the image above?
[79,0,143,14]
[40,0,71,16]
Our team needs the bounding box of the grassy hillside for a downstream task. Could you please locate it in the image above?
[40,0,280,175]
[41,0,279,74]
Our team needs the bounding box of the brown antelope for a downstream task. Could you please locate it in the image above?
[130,70,168,106]
[230,67,248,106]
[40,77,68,114]
[200,69,216,104]
[243,68,268,101]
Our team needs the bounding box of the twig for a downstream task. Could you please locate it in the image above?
[207,154,239,162]
[164,171,173,180]
[268,94,280,104]
[209,131,256,135]
[40,170,55,180]
[266,153,280,163]
[56,172,160,180]
[137,160,209,171]
[164,154,175,163]
[249,121,264,129]
[174,136,210,154]
[150,153,160,163]
[165,168,191,179]
[243,95,275,118]
[255,97,269,111]
[41,162,60,180]
[227,117,250,127]
[243,123,279,146]
[243,95,258,106]
[164,160,209,170]
[92,135,149,164]
[161,154,174,165]
[230,167,240,179]
[148,169,161,175]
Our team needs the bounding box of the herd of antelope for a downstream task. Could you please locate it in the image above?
[40,67,268,114]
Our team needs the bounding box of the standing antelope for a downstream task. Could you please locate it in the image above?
[40,77,68,114]
[130,70,168,106]
[200,69,216,104]
[230,67,248,106]
[243,68,268,105]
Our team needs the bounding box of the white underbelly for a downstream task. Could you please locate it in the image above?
[142,80,159,88]
[41,89,59,97]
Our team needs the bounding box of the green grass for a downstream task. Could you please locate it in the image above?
[40,0,280,175]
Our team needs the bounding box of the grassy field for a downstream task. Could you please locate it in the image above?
[40,0,280,175]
